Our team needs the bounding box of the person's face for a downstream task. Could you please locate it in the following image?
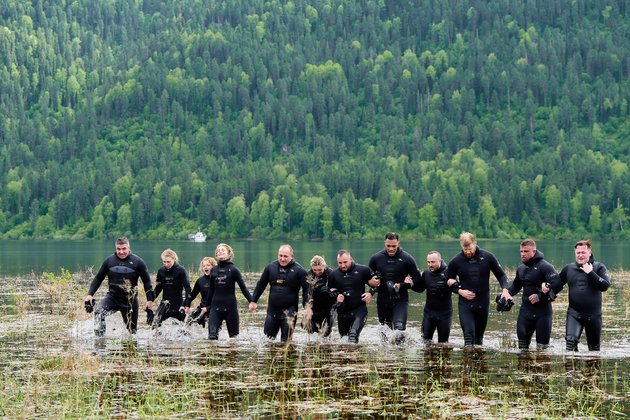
[116,243,130,259]
[202,261,214,275]
[575,245,592,265]
[461,242,476,258]
[216,246,229,261]
[337,253,353,272]
[277,246,292,267]
[384,238,400,256]
[311,264,325,277]
[162,257,175,269]
[520,245,536,263]
[427,253,441,272]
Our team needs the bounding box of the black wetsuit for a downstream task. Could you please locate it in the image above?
[447,247,508,346]
[507,251,560,349]
[153,262,192,327]
[369,247,422,331]
[190,274,212,327]
[327,262,375,343]
[558,255,611,351]
[417,262,453,343]
[251,259,308,342]
[305,267,336,336]
[88,253,154,336]
[204,260,252,339]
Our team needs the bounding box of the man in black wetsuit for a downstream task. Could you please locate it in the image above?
[327,250,376,343]
[249,244,309,342]
[557,239,611,351]
[506,239,560,350]
[84,237,154,336]
[151,248,192,328]
[446,232,510,347]
[368,232,421,342]
[416,251,454,343]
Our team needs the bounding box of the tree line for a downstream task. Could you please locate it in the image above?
[0,0,629,240]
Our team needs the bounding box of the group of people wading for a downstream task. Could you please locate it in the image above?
[84,232,611,351]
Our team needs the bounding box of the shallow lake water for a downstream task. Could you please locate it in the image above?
[0,272,628,418]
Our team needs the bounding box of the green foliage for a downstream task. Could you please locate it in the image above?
[1,0,630,239]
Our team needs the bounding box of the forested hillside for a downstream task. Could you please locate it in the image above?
[1,0,629,240]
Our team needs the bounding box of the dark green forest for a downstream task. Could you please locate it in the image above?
[1,0,629,240]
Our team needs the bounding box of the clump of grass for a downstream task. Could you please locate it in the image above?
[38,268,83,317]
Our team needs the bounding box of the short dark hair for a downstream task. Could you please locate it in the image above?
[337,249,352,259]
[385,232,399,240]
[116,237,129,246]
[574,239,592,249]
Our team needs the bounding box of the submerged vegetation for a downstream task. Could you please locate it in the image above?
[0,270,628,417]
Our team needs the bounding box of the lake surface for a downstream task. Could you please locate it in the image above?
[2,238,630,276]
[0,238,628,417]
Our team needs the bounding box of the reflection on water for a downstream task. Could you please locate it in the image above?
[0,274,629,418]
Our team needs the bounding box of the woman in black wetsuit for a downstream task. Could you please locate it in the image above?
[304,255,335,336]
[189,256,217,327]
[152,248,192,328]
[203,243,253,340]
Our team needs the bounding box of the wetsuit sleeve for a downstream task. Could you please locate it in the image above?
[251,265,271,303]
[402,256,422,291]
[590,263,611,291]
[87,259,109,296]
[190,279,200,302]
[138,260,154,302]
[489,254,509,289]
[555,266,569,293]
[411,271,426,293]
[300,268,309,307]
[235,268,253,302]
[182,269,192,307]
[154,270,163,300]
[507,269,522,296]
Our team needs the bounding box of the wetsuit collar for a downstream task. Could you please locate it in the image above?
[524,250,544,267]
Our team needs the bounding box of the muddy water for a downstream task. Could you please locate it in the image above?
[0,273,628,418]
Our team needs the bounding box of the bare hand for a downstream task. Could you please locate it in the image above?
[145,300,153,310]
[368,277,380,287]
[361,293,372,303]
[248,302,257,312]
[528,294,540,304]
[447,279,458,287]
[580,262,593,274]
[404,275,413,285]
[458,289,475,300]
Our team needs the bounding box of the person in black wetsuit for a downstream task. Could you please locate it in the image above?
[303,255,336,336]
[203,243,253,340]
[446,232,510,347]
[415,251,454,343]
[188,256,217,327]
[506,239,560,350]
[368,232,422,343]
[557,239,611,352]
[327,250,376,343]
[249,244,309,342]
[84,237,154,336]
[151,248,192,328]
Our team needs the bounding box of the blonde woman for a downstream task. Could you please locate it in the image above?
[203,243,252,339]
[152,248,192,328]
[188,256,218,327]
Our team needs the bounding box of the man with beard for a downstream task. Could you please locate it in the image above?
[369,232,422,343]
[506,239,560,350]
[446,232,510,347]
